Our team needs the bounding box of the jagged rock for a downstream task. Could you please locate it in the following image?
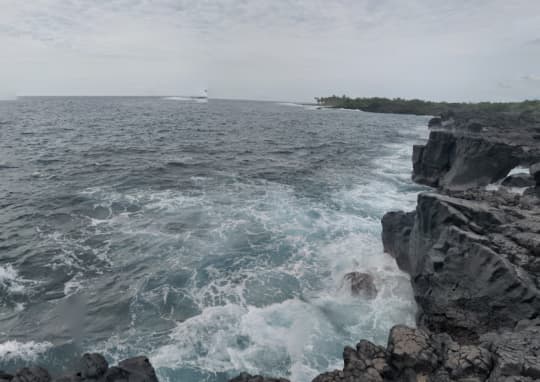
[428,117,442,128]
[54,355,158,382]
[501,173,535,188]
[342,272,377,298]
[386,326,439,373]
[79,353,108,379]
[530,163,540,185]
[383,190,540,342]
[412,111,540,190]
[229,372,289,382]
[11,367,50,382]
[482,320,540,381]
[381,211,415,273]
[115,357,158,382]
[443,340,492,380]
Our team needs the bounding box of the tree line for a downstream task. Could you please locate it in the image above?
[315,95,540,116]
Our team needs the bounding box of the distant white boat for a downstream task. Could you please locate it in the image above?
[192,89,208,101]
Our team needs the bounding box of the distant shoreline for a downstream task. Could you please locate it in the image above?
[316,95,540,116]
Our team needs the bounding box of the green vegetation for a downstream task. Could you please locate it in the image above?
[315,95,540,116]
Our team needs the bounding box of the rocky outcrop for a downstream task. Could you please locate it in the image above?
[304,319,540,382]
[0,355,158,382]
[413,112,540,190]
[229,373,290,382]
[374,110,540,381]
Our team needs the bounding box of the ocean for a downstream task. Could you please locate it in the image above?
[0,97,428,381]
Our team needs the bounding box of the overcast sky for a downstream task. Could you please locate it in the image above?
[1,0,539,101]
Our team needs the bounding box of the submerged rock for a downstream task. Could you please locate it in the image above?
[229,373,289,382]
[342,272,378,299]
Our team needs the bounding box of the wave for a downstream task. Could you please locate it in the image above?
[163,97,208,103]
[0,340,52,362]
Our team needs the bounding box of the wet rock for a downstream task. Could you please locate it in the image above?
[381,211,415,273]
[116,357,159,382]
[530,162,540,185]
[382,190,540,342]
[342,272,377,299]
[229,372,289,382]
[53,355,159,382]
[79,353,108,379]
[428,117,442,128]
[11,367,50,382]
[412,111,540,190]
[501,173,535,188]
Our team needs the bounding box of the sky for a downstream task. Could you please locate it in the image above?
[1,0,540,102]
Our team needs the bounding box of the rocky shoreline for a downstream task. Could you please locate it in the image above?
[3,110,540,381]
[234,110,540,381]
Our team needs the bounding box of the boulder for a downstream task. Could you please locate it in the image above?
[342,272,377,299]
[11,367,50,382]
[79,353,108,379]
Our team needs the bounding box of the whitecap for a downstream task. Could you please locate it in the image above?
[0,340,52,362]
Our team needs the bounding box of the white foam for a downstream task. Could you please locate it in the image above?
[0,340,52,361]
[278,102,324,111]
[507,166,529,176]
[163,96,207,103]
[0,264,26,294]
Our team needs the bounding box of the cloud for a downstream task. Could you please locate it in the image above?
[497,81,512,89]
[521,75,540,82]
[1,0,540,100]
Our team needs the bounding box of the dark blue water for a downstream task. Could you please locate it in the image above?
[0,97,428,381]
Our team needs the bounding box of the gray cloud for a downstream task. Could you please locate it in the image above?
[1,0,540,100]
[522,75,540,82]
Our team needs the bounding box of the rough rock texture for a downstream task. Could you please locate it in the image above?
[531,163,540,185]
[413,111,540,190]
[501,173,535,188]
[374,110,540,381]
[229,373,290,382]
[1,355,158,382]
[398,190,540,341]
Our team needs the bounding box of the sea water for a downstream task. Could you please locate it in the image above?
[0,98,428,381]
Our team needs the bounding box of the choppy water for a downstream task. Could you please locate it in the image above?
[0,97,428,381]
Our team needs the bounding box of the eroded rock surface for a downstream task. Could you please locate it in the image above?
[1,355,159,382]
[413,111,540,190]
